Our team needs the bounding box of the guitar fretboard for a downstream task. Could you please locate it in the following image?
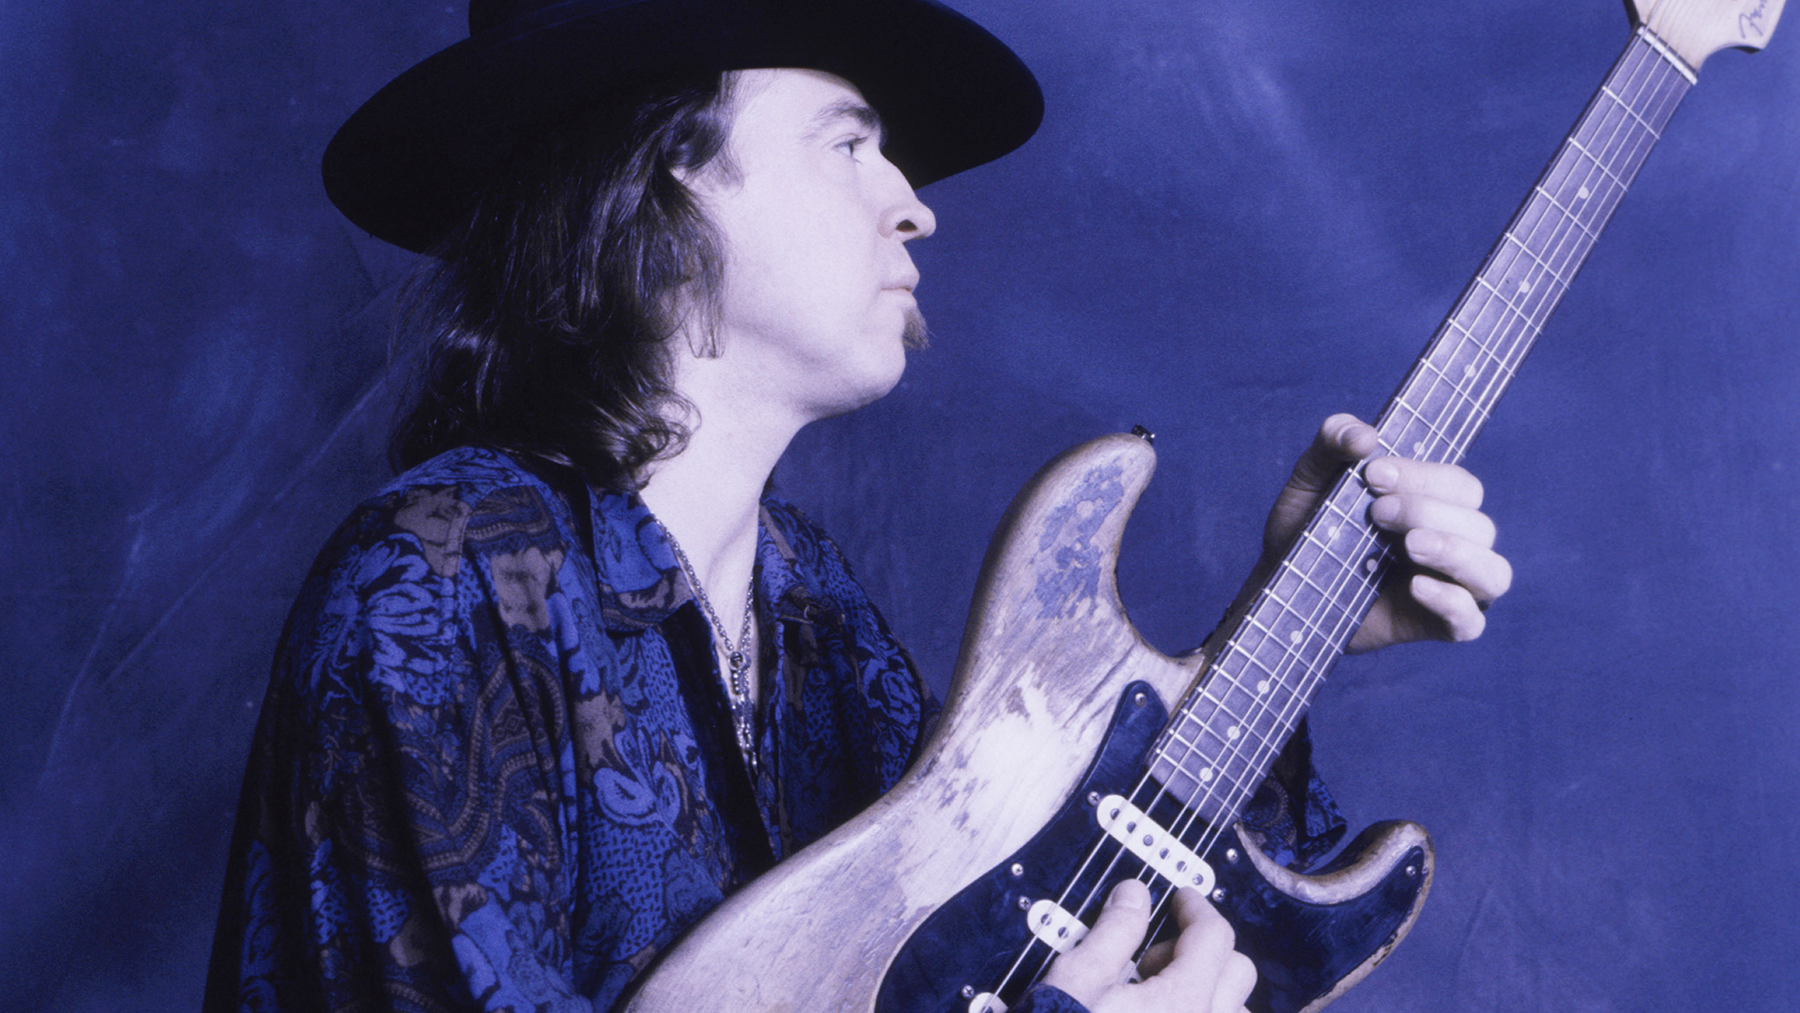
[1148,28,1694,824]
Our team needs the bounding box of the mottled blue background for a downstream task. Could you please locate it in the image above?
[3,1,1796,1009]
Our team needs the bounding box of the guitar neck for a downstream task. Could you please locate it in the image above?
[1150,27,1696,824]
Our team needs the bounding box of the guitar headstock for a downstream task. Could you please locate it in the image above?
[1628,0,1786,71]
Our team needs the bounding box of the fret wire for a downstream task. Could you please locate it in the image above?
[1176,710,1278,757]
[1184,684,1256,727]
[1157,39,1699,859]
[1273,553,1380,619]
[1425,35,1677,465]
[1532,182,1603,241]
[1412,358,1486,431]
[1564,136,1629,190]
[1152,723,1269,789]
[1042,93,1678,978]
[1241,604,1341,665]
[1386,395,1458,458]
[1582,90,1640,172]
[1186,44,1674,832]
[1498,232,1571,290]
[1420,351,1497,422]
[1433,36,1676,470]
[1599,84,1661,138]
[1156,34,1695,837]
[1473,273,1535,322]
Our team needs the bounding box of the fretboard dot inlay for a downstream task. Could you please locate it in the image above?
[1150,31,1688,845]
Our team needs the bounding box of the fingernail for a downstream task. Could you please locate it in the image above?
[1365,459,1398,492]
[1407,528,1443,559]
[1369,496,1400,526]
[1107,882,1147,910]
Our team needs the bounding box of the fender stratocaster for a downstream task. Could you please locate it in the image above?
[627,3,1785,1011]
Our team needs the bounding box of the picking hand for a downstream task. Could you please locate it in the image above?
[1040,881,1254,1013]
[1262,413,1512,653]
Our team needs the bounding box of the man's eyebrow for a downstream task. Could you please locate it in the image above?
[807,99,884,140]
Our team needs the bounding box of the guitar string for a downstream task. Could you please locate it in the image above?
[979,33,1663,1007]
[1142,23,1683,894]
[979,33,1688,1007]
[1116,30,1689,968]
[993,35,1689,1002]
[1151,27,1683,858]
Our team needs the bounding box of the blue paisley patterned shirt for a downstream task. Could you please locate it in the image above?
[206,447,1342,1012]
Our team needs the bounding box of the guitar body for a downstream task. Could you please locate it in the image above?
[626,6,1788,1007]
[626,434,1431,1013]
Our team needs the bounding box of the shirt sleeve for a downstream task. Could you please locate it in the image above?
[1236,717,1345,870]
[205,489,593,1013]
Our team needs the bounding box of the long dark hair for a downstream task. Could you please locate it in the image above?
[390,74,737,489]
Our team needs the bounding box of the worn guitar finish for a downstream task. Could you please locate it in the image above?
[627,433,1431,1013]
[625,4,1783,1011]
[877,680,1432,1013]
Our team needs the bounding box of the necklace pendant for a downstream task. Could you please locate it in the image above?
[727,652,749,697]
[731,701,759,779]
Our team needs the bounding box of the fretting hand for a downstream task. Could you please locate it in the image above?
[1261,413,1512,653]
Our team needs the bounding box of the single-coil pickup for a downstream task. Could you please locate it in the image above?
[1095,795,1215,894]
[1025,899,1089,953]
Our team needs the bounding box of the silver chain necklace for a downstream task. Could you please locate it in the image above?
[663,531,759,776]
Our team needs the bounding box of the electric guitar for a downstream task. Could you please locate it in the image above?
[626,3,1786,1010]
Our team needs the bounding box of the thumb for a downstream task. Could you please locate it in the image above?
[1286,413,1379,495]
[1264,414,1379,554]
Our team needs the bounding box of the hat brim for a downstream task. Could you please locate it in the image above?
[323,0,1043,253]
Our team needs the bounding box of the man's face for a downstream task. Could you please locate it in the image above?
[689,68,936,423]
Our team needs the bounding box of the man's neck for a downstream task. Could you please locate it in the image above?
[638,355,808,622]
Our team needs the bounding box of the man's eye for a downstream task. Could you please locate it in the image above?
[837,135,869,156]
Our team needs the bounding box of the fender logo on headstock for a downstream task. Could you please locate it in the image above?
[1743,0,1776,40]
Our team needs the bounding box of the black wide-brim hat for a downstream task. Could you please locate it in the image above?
[324,0,1043,253]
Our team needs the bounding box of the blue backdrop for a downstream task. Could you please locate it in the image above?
[3,1,1795,1009]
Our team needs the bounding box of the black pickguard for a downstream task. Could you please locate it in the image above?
[877,683,1426,1013]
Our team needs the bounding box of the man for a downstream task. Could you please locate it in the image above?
[207,2,1509,1011]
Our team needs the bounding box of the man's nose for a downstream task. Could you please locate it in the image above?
[893,195,936,240]
[879,160,936,240]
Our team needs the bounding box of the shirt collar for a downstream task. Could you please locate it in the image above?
[586,488,832,632]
